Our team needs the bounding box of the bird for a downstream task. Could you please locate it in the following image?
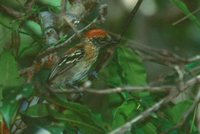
[48,28,116,88]
[12,29,116,133]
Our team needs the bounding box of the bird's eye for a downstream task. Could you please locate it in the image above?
[99,38,104,41]
[97,37,107,45]
[92,36,113,46]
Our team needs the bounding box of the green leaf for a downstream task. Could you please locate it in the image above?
[21,115,65,134]
[23,21,42,39]
[112,99,137,128]
[18,34,41,58]
[116,47,146,85]
[95,57,123,87]
[0,14,13,55]
[39,0,61,8]
[0,52,22,87]
[62,102,106,128]
[153,117,177,133]
[142,123,157,134]
[48,102,106,134]
[25,104,49,117]
[0,85,33,128]
[133,122,157,134]
[94,47,146,87]
[166,100,192,123]
[2,86,33,102]
[0,98,20,128]
[0,52,22,99]
[0,0,26,9]
[171,0,200,29]
[22,114,53,127]
[52,111,105,134]
[0,12,21,50]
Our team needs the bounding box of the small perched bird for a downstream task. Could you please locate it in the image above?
[48,29,116,88]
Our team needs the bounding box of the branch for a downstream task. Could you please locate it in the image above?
[0,4,24,18]
[188,55,200,63]
[39,11,59,46]
[120,39,200,70]
[197,103,200,133]
[61,0,67,15]
[50,85,174,94]
[25,0,37,12]
[50,73,200,95]
[126,42,188,66]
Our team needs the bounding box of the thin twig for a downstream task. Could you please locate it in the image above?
[25,0,37,12]
[174,65,185,91]
[197,103,200,133]
[188,55,200,63]
[60,0,81,37]
[61,0,67,15]
[50,74,200,95]
[50,85,174,94]
[126,42,188,66]
[172,7,200,26]
[63,15,81,37]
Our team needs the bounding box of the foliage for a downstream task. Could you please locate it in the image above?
[0,0,199,134]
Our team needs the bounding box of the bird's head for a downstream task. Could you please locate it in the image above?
[85,29,118,47]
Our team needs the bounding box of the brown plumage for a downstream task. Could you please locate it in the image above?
[48,29,112,88]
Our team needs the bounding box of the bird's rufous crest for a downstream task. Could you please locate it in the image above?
[86,29,108,39]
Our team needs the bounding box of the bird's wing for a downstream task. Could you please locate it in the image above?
[48,47,84,81]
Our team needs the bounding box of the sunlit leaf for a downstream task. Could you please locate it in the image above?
[112,99,137,128]
[23,21,42,39]
[39,0,61,9]
[116,47,146,85]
